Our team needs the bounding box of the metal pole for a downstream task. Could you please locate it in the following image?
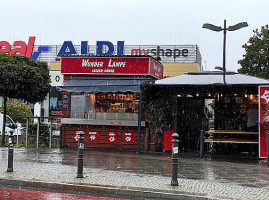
[25,118,29,148]
[173,94,178,133]
[36,118,40,148]
[223,19,227,85]
[59,125,62,148]
[146,128,149,154]
[137,87,144,154]
[16,126,19,148]
[7,130,14,172]
[77,131,85,178]
[171,133,179,186]
[49,119,52,149]
[200,130,205,159]
[267,133,269,166]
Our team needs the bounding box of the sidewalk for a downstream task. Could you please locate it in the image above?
[1,147,269,200]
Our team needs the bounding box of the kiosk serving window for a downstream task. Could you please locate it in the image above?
[70,92,139,121]
[70,94,95,119]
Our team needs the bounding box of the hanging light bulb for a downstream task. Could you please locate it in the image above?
[196,92,199,97]
[250,94,254,100]
[208,92,211,97]
[245,94,248,98]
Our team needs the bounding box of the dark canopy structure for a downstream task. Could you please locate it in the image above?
[141,71,269,150]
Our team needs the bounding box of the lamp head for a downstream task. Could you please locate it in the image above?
[228,22,248,31]
[202,23,223,32]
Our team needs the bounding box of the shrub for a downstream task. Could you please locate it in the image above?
[0,101,32,123]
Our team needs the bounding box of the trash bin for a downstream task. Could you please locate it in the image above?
[162,130,174,151]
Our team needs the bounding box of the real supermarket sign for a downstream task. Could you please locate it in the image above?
[0,36,50,60]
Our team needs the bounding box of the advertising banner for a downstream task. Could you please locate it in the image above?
[123,133,135,143]
[61,57,163,79]
[149,58,163,79]
[88,132,99,142]
[106,132,117,143]
[259,86,269,158]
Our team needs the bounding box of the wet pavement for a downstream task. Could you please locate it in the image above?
[1,147,269,199]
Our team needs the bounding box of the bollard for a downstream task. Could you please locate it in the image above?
[171,133,179,186]
[267,133,269,167]
[7,129,15,172]
[200,130,205,159]
[77,131,85,178]
[146,128,149,154]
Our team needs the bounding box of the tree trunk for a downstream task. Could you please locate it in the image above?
[1,97,7,146]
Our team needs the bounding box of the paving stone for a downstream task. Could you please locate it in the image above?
[0,147,269,199]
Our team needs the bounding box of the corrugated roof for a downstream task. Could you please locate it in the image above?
[154,71,269,86]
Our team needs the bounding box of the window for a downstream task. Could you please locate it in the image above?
[6,116,15,129]
[70,92,139,121]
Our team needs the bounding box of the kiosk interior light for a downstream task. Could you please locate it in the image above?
[177,94,182,97]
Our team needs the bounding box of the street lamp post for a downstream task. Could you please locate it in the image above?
[202,20,248,84]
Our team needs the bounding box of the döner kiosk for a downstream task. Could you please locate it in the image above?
[57,55,163,150]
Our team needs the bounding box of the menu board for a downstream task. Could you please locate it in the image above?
[63,94,70,111]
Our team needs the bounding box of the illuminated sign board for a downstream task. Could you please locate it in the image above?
[61,56,163,79]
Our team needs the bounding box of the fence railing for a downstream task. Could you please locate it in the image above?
[17,116,62,148]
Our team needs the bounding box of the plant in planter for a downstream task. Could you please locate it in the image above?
[145,96,172,151]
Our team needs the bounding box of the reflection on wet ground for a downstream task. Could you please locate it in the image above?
[2,147,269,189]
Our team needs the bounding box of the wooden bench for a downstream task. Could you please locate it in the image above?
[204,138,259,144]
[200,130,259,158]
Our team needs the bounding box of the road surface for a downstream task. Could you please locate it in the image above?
[0,187,129,200]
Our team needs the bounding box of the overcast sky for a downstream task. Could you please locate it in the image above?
[1,0,268,72]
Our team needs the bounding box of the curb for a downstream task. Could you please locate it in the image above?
[0,178,212,200]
